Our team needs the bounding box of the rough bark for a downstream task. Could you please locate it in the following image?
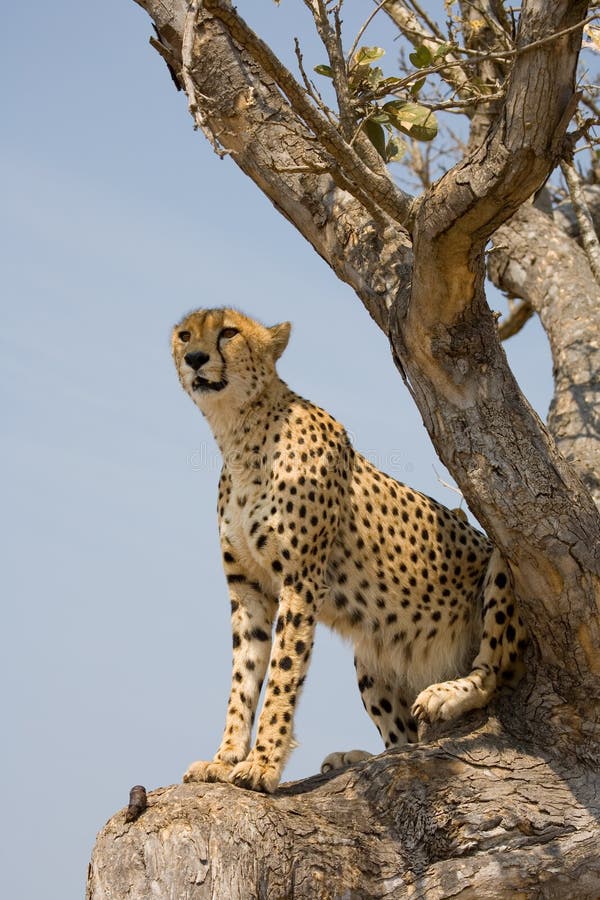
[489,203,600,506]
[88,719,600,900]
[88,1,600,896]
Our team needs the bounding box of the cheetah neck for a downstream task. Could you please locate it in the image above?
[202,376,292,458]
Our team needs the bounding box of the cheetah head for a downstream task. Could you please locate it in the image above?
[171,308,291,412]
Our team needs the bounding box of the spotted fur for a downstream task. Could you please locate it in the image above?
[172,308,527,793]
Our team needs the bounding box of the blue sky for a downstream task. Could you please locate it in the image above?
[2,2,552,897]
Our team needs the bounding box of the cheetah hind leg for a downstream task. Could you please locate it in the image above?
[321,660,416,774]
[321,749,372,774]
[412,549,526,729]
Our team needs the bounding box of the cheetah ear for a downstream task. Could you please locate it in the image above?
[268,322,292,360]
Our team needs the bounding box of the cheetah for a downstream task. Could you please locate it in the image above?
[172,308,527,794]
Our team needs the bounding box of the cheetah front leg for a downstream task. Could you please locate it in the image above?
[183,577,274,786]
[229,582,318,793]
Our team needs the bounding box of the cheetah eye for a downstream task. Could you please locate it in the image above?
[219,327,239,341]
[178,330,191,343]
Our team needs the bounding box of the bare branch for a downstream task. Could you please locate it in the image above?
[415,91,505,112]
[307,0,356,139]
[407,139,431,190]
[489,0,516,38]
[560,158,600,284]
[489,203,600,506]
[581,91,600,119]
[293,37,336,124]
[459,0,514,50]
[497,299,534,340]
[348,1,389,65]
[403,0,446,42]
[432,464,465,500]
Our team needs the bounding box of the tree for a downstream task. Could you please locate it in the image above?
[87,1,600,896]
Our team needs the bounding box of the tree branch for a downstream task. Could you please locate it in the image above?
[180,0,229,156]
[381,0,471,101]
[307,0,356,140]
[497,298,534,340]
[139,0,414,332]
[202,0,416,226]
[348,1,390,65]
[409,1,589,331]
[88,720,600,899]
[489,203,600,508]
[560,158,600,284]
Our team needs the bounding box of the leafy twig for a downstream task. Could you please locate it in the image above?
[383,0,471,98]
[371,15,599,96]
[202,0,416,225]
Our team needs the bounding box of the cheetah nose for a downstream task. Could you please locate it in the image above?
[184,350,210,371]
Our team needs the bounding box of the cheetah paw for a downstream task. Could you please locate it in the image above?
[320,749,372,774]
[183,759,234,784]
[229,758,280,794]
[412,678,489,725]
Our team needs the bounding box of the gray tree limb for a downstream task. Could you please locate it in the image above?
[489,203,600,507]
[560,159,600,283]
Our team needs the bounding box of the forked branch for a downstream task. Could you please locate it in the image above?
[199,0,416,225]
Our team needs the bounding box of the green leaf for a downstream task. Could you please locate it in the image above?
[371,112,391,125]
[349,64,372,90]
[314,64,333,78]
[385,136,407,162]
[410,75,427,98]
[354,46,385,65]
[362,119,387,160]
[433,43,452,61]
[383,101,438,141]
[383,100,409,111]
[366,65,384,87]
[409,45,433,68]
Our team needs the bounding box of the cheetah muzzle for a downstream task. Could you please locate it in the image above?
[192,374,227,393]
[171,307,527,793]
[183,347,228,393]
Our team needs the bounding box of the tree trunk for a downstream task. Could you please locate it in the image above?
[489,203,600,507]
[88,718,600,899]
[88,1,600,895]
